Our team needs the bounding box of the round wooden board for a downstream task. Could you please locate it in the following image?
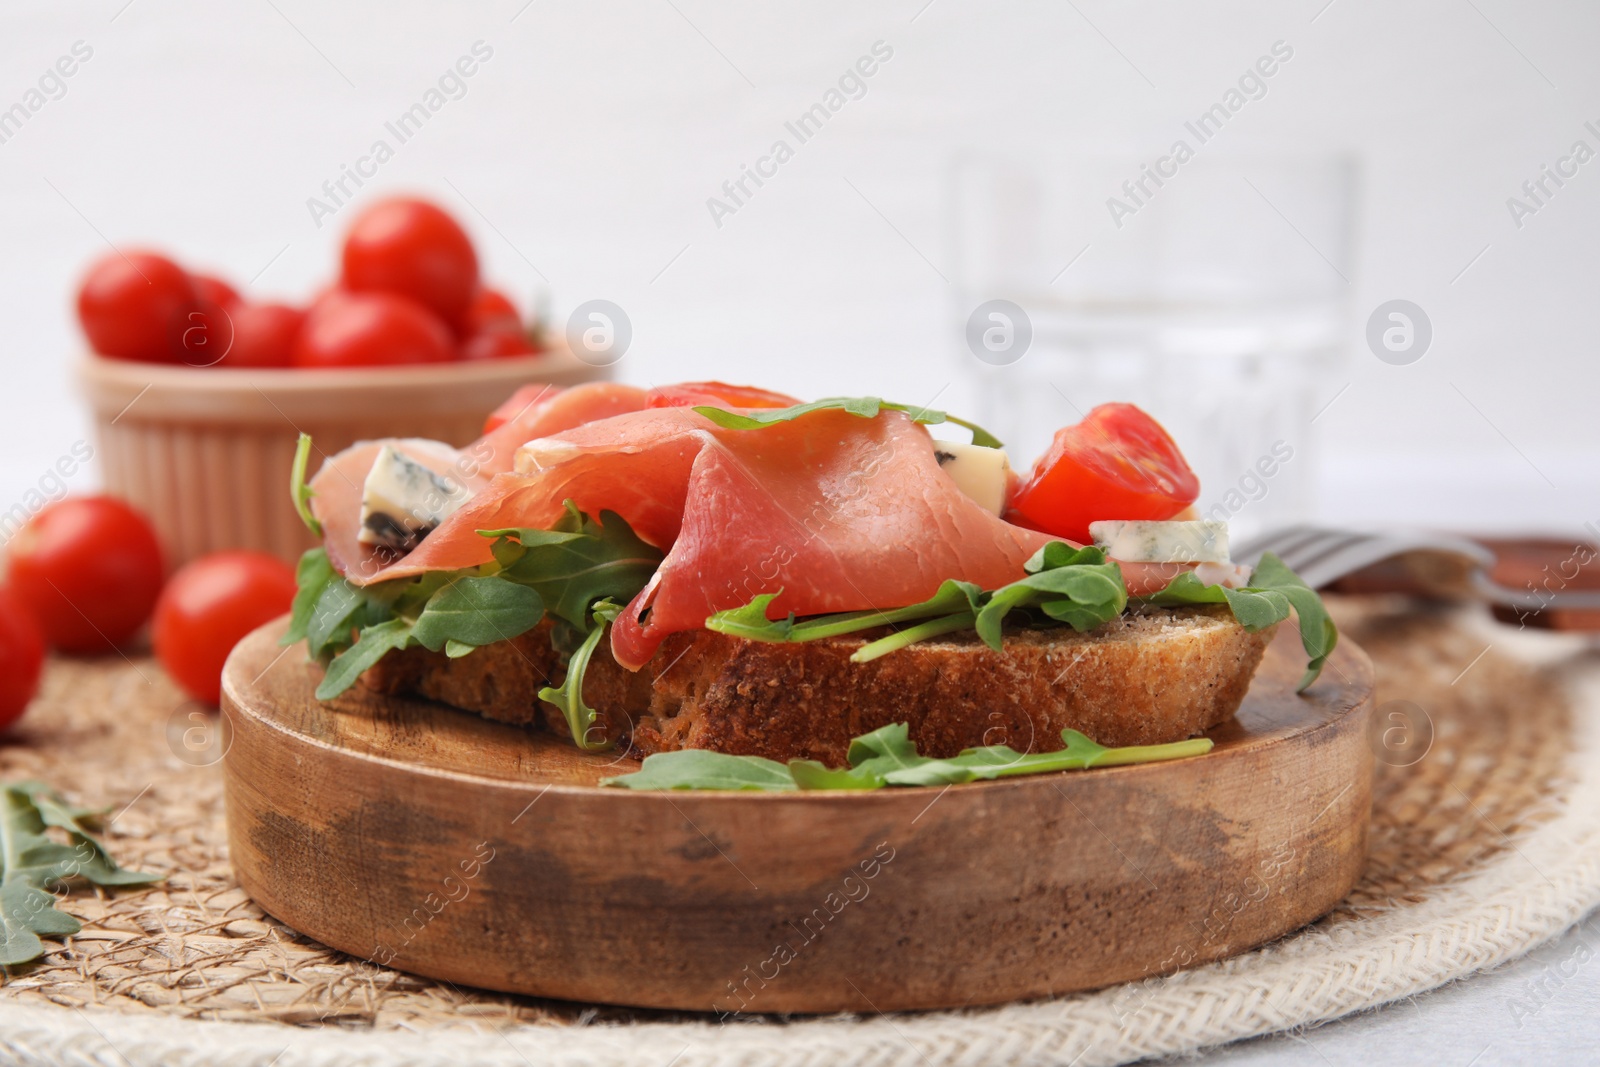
[221,620,1374,1015]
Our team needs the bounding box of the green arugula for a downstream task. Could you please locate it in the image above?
[602,723,1213,792]
[705,545,1127,662]
[287,502,663,700]
[537,600,622,751]
[692,396,1004,449]
[1134,552,1337,691]
[0,782,160,966]
[290,432,322,537]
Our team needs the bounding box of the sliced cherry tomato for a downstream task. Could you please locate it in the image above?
[221,303,304,369]
[645,382,801,410]
[191,273,241,308]
[9,496,165,653]
[0,586,45,732]
[462,287,521,336]
[1006,403,1199,544]
[341,197,479,324]
[461,327,538,361]
[292,291,454,368]
[154,550,296,704]
[77,251,200,363]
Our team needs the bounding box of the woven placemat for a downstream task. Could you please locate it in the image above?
[0,597,1596,1066]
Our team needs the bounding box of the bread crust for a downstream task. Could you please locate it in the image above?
[361,605,1274,766]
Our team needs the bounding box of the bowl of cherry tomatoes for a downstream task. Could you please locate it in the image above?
[76,197,606,567]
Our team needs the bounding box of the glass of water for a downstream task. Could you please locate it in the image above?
[948,153,1357,542]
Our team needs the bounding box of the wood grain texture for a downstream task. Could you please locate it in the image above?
[221,619,1374,1014]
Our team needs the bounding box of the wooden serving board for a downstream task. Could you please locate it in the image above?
[221,620,1374,1015]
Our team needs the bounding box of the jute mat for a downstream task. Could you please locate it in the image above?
[0,597,1596,1066]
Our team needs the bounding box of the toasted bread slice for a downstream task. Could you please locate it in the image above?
[361,605,1273,766]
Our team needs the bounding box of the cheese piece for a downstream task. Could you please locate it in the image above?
[933,441,1012,516]
[1089,519,1231,564]
[358,444,473,552]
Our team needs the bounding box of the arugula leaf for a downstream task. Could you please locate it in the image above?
[315,618,415,700]
[603,750,799,792]
[290,433,322,537]
[282,548,334,647]
[692,396,1003,449]
[537,600,621,752]
[409,576,544,653]
[602,725,1212,792]
[704,580,982,648]
[489,505,662,632]
[973,545,1125,647]
[0,783,160,966]
[1135,552,1337,691]
[704,592,793,641]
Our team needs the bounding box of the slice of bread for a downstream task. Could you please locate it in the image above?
[361,605,1274,766]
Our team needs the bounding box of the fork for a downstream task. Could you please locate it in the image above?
[1231,525,1600,613]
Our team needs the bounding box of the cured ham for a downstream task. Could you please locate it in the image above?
[309,382,1223,669]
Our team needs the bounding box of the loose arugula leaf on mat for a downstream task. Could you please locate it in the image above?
[537,600,622,752]
[290,433,322,538]
[601,725,1212,792]
[0,783,160,967]
[1135,551,1337,691]
[692,396,1003,449]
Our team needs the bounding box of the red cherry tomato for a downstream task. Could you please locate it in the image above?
[9,497,165,653]
[341,197,479,324]
[0,586,46,732]
[153,551,296,704]
[460,328,538,361]
[462,287,520,336]
[1006,403,1199,544]
[191,273,241,309]
[645,382,801,410]
[292,291,454,369]
[221,303,304,369]
[77,251,200,363]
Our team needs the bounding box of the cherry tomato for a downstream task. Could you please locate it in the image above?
[0,586,46,732]
[292,291,454,368]
[154,551,296,704]
[77,251,199,363]
[191,273,241,308]
[1006,403,1199,544]
[460,328,538,361]
[341,197,479,324]
[645,382,801,409]
[9,497,165,654]
[462,287,520,336]
[174,300,237,367]
[221,303,304,369]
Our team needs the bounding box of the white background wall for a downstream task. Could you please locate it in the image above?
[3,0,1597,534]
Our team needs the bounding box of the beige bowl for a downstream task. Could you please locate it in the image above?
[79,344,606,567]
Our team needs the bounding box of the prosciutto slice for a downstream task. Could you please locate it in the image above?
[310,383,1217,669]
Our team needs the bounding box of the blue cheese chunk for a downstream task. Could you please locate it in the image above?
[1089,519,1231,564]
[933,441,1012,516]
[358,444,473,552]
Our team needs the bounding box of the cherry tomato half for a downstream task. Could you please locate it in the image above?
[341,197,479,325]
[154,551,296,704]
[9,496,165,653]
[0,586,46,733]
[1006,403,1199,544]
[191,273,241,309]
[221,303,304,369]
[292,290,454,368]
[645,382,801,410]
[77,251,200,363]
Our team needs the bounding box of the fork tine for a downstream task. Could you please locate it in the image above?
[1233,526,1343,569]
